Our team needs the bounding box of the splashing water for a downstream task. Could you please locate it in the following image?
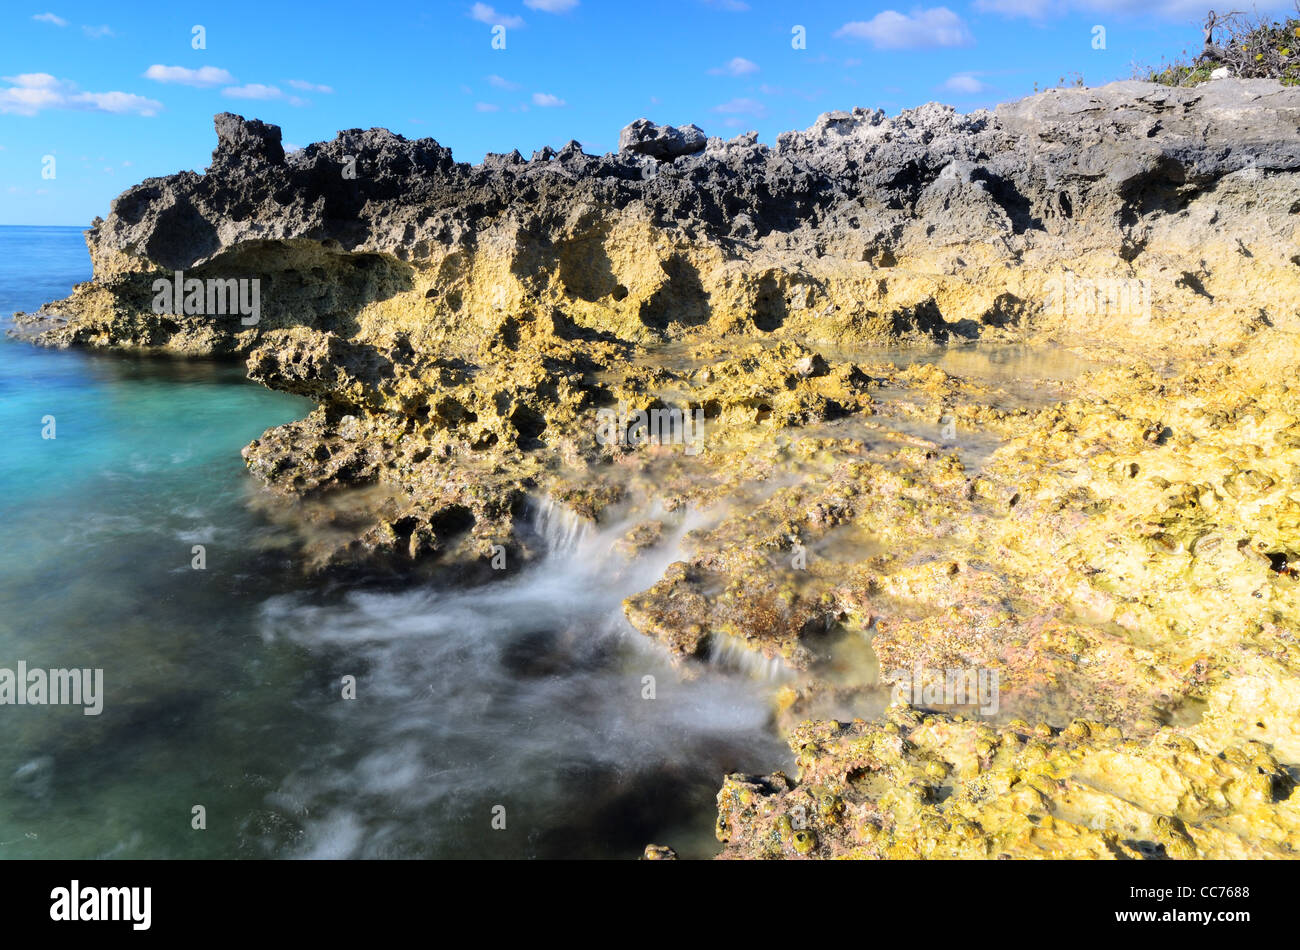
[257,502,789,859]
[0,227,791,860]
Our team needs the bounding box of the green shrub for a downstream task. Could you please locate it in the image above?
[1140,6,1300,87]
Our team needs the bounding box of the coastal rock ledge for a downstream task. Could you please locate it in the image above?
[14,79,1300,859]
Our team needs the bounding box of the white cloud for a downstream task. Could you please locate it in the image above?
[77,90,160,113]
[713,97,767,117]
[223,83,281,100]
[476,102,501,112]
[18,73,65,86]
[469,3,525,28]
[942,72,989,94]
[0,73,161,116]
[32,12,66,26]
[524,0,577,11]
[143,65,236,87]
[222,84,306,106]
[974,0,1059,15]
[82,24,114,38]
[287,79,333,93]
[147,68,312,105]
[709,56,759,76]
[532,92,566,106]
[835,8,973,49]
[487,74,520,90]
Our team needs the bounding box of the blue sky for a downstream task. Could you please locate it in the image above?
[2,0,1295,224]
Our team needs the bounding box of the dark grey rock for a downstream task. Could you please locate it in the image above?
[618,119,708,160]
[48,82,1300,284]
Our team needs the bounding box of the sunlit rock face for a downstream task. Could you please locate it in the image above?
[13,79,1300,859]
[22,80,1300,354]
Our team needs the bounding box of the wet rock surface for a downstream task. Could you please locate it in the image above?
[11,80,1300,859]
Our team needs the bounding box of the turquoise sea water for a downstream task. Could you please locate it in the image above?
[0,225,786,859]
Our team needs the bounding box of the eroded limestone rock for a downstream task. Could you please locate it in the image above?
[11,80,1300,859]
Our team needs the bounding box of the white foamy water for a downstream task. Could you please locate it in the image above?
[256,500,790,859]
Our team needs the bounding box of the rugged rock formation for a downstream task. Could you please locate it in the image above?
[21,79,1300,352]
[12,79,1300,859]
[618,119,707,160]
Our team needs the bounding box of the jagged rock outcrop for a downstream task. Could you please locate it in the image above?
[11,80,1300,860]
[11,79,1298,571]
[16,81,1300,358]
[618,118,707,160]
